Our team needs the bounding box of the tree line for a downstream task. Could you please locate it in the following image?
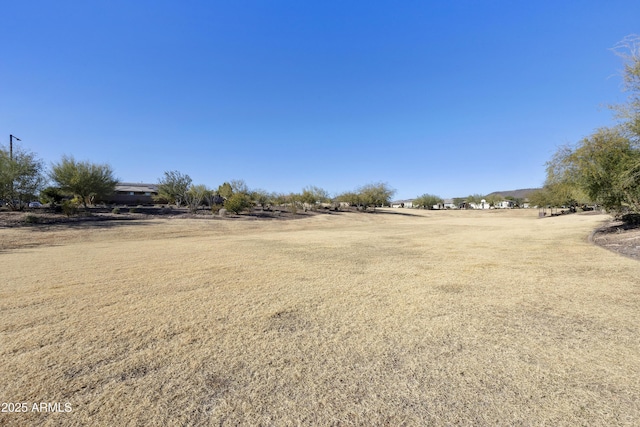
[0,144,527,214]
[0,152,118,211]
[529,35,640,219]
[0,146,399,214]
[154,171,398,214]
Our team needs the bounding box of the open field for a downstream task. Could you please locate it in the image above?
[1,209,639,426]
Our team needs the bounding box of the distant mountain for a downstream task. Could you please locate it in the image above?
[485,188,541,199]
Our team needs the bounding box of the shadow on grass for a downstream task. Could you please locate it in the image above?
[44,216,156,230]
[365,209,425,218]
[0,214,157,231]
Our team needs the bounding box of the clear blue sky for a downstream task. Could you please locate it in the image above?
[2,1,639,200]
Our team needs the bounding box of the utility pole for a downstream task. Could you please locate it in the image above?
[9,134,21,160]
[8,134,21,209]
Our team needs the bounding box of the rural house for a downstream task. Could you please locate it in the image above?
[109,183,160,205]
[495,200,516,209]
[391,199,414,208]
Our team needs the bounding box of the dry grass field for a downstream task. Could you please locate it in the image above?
[1,209,639,426]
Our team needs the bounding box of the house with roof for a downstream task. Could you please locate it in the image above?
[109,183,161,205]
[432,199,457,209]
[495,200,515,209]
[391,199,414,208]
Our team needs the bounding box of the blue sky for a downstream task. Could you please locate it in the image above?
[2,1,639,199]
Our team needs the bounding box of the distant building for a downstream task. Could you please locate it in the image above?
[495,200,515,209]
[109,183,160,205]
[443,199,457,209]
[391,199,414,208]
[470,199,491,209]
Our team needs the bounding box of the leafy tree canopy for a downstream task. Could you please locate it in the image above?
[546,127,639,212]
[414,193,443,209]
[217,182,233,199]
[0,145,46,210]
[358,182,395,208]
[50,155,116,208]
[300,186,330,207]
[40,186,65,205]
[541,35,640,215]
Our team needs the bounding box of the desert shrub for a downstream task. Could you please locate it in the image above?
[112,207,121,214]
[62,199,78,217]
[24,215,39,224]
[211,203,223,214]
[224,193,252,214]
[129,207,138,213]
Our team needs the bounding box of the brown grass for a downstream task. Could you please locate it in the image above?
[1,209,639,426]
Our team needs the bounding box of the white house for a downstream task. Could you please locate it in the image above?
[496,200,515,209]
[470,199,491,209]
[391,200,414,208]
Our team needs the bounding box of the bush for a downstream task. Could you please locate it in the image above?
[24,215,39,224]
[112,207,121,214]
[224,193,252,214]
[62,200,78,217]
[211,203,223,214]
[129,207,138,214]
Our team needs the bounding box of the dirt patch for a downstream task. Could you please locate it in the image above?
[0,210,149,228]
[0,206,335,228]
[591,219,640,260]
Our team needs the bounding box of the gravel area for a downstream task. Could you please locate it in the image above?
[591,219,640,260]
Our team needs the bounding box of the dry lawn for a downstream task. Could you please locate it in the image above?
[1,209,639,426]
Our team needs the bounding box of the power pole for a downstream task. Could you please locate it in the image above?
[8,134,22,209]
[9,134,21,160]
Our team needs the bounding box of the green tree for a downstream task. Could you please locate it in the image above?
[155,170,192,207]
[0,145,46,210]
[217,182,233,199]
[40,186,65,205]
[414,193,443,209]
[484,194,502,208]
[251,189,272,209]
[300,186,330,209]
[286,192,303,213]
[527,188,552,208]
[358,182,395,209]
[335,191,361,208]
[539,36,640,215]
[217,180,253,214]
[546,127,639,212]
[271,192,289,207]
[50,156,117,208]
[611,34,640,138]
